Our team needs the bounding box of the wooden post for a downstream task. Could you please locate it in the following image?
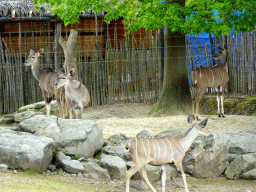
[59,29,78,76]
[54,22,62,70]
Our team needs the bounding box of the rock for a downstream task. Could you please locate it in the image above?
[82,161,111,180]
[107,134,125,145]
[165,164,178,179]
[18,101,46,112]
[13,110,43,123]
[136,130,152,138]
[242,168,256,180]
[0,164,8,172]
[225,153,256,180]
[18,115,104,158]
[156,128,189,137]
[99,154,127,181]
[224,131,256,155]
[102,145,132,161]
[77,172,84,179]
[183,132,230,178]
[48,164,57,172]
[0,115,14,125]
[0,127,54,172]
[56,152,84,174]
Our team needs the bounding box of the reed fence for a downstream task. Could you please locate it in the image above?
[0,21,256,115]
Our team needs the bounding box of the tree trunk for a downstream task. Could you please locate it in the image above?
[59,29,78,76]
[151,27,191,115]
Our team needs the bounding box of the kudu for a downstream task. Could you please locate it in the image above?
[191,45,229,120]
[55,68,90,119]
[24,48,66,117]
[125,114,209,192]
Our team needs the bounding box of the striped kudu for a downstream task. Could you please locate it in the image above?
[24,48,66,117]
[125,115,209,192]
[191,45,229,120]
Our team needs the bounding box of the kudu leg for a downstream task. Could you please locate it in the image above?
[217,90,221,117]
[175,162,189,192]
[126,163,146,192]
[45,96,52,116]
[221,87,225,118]
[141,167,157,192]
[161,165,166,192]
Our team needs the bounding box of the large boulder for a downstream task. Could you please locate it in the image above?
[17,115,104,158]
[0,127,54,172]
[82,161,111,180]
[98,154,127,181]
[102,145,132,161]
[225,153,256,180]
[223,131,256,158]
[183,132,230,178]
[56,152,84,174]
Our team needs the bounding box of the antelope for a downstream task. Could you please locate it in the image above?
[191,45,229,120]
[55,68,90,119]
[24,48,66,117]
[125,114,209,192]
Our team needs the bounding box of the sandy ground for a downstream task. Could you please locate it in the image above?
[82,103,256,139]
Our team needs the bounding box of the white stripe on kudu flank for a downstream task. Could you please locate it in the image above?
[147,138,151,157]
[161,137,167,156]
[166,137,174,160]
[140,137,146,157]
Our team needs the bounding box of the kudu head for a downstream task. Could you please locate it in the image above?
[212,44,228,62]
[55,68,76,89]
[187,114,209,135]
[24,48,44,66]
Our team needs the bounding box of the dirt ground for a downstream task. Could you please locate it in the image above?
[1,103,256,191]
[82,103,256,139]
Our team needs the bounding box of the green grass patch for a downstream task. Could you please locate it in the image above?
[0,172,118,192]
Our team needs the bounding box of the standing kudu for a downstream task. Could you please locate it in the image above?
[125,114,209,192]
[55,68,90,119]
[191,45,229,120]
[24,48,66,117]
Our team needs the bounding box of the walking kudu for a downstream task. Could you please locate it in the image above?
[55,68,90,119]
[125,114,209,192]
[191,45,229,120]
[24,48,66,117]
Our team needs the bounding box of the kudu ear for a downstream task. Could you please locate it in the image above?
[187,114,195,125]
[39,48,44,55]
[30,49,35,54]
[198,118,208,129]
[69,68,75,77]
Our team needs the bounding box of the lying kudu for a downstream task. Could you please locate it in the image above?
[191,45,229,120]
[55,68,90,119]
[24,48,66,117]
[125,114,209,192]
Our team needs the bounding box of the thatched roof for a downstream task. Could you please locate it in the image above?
[0,0,104,21]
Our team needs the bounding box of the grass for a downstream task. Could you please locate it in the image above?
[0,172,118,192]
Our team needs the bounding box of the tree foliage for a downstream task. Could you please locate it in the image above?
[33,0,256,35]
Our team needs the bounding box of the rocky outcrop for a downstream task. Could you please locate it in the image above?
[223,131,256,162]
[56,152,84,174]
[0,127,54,172]
[102,145,132,161]
[225,153,256,180]
[82,161,111,180]
[98,154,127,180]
[18,115,104,158]
[183,133,230,178]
